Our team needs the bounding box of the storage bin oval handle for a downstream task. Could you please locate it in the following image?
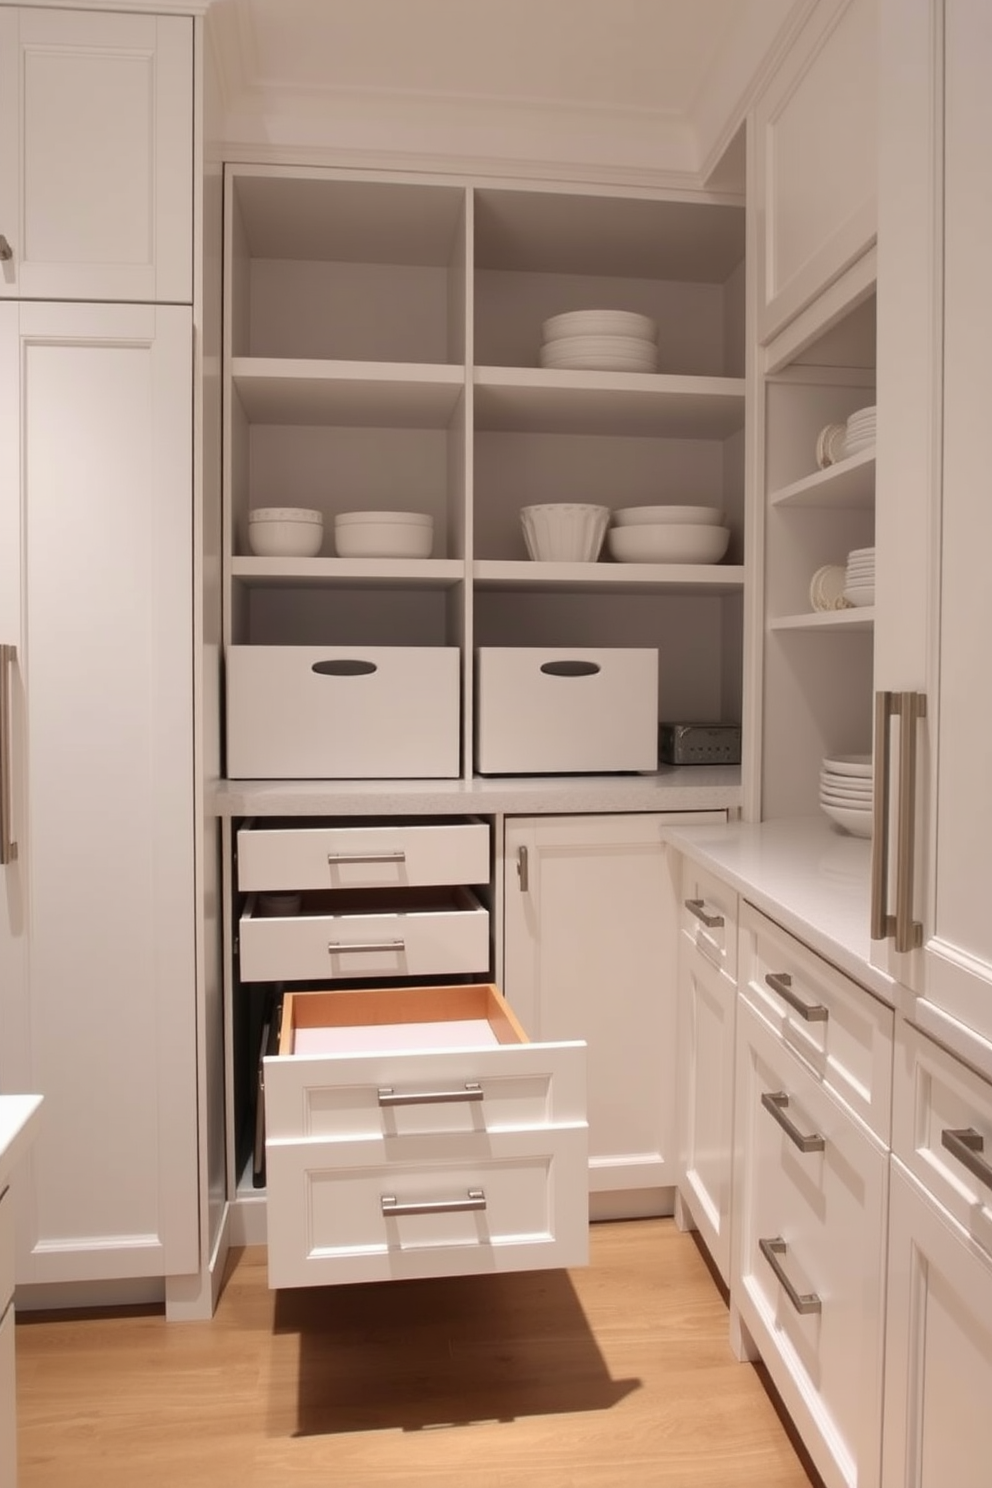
[311,659,377,676]
[539,660,601,677]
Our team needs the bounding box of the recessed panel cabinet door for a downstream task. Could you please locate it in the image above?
[0,301,197,1284]
[0,8,192,303]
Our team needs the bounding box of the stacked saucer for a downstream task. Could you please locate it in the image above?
[843,404,876,457]
[808,563,850,611]
[539,309,658,373]
[843,546,875,606]
[820,754,873,838]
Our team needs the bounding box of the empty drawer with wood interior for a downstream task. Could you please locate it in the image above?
[263,983,588,1288]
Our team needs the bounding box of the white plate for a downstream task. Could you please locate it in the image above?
[612,505,724,527]
[843,586,875,607]
[821,801,873,837]
[539,333,659,359]
[820,785,873,804]
[539,350,658,373]
[809,564,849,611]
[820,769,873,788]
[542,309,657,343]
[815,423,847,469]
[607,523,730,564]
[822,753,873,776]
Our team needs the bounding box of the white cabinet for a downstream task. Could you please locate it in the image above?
[502,811,720,1213]
[0,301,198,1285]
[0,7,192,304]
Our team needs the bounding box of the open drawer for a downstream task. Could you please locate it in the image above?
[239,885,490,982]
[263,983,588,1288]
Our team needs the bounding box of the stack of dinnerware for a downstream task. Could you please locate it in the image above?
[539,309,658,373]
[815,422,848,469]
[843,546,875,606]
[808,563,851,611]
[820,753,873,838]
[843,404,876,457]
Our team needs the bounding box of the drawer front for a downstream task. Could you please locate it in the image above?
[680,859,738,981]
[265,1127,589,1288]
[237,818,490,892]
[0,1187,12,1313]
[239,887,490,982]
[892,1021,992,1257]
[739,903,894,1140]
[734,999,888,1488]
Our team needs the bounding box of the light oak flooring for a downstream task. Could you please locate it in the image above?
[15,1220,821,1488]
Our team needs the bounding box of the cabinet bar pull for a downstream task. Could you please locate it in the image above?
[761,1091,825,1153]
[0,235,12,262]
[378,1082,484,1107]
[685,898,724,929]
[894,691,926,953]
[0,644,17,866]
[758,1236,822,1315]
[871,690,895,941]
[381,1188,486,1217]
[941,1127,992,1191]
[517,844,529,893]
[764,971,828,1023]
[327,850,405,865]
[328,939,405,955]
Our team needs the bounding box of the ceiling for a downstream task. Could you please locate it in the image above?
[205,0,807,187]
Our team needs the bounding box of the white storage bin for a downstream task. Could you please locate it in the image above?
[474,647,658,774]
[226,646,461,779]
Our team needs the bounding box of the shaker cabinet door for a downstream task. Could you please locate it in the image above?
[0,8,192,303]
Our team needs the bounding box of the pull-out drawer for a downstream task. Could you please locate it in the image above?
[893,1021,992,1257]
[739,903,894,1141]
[734,999,888,1488]
[237,817,490,892]
[239,885,490,983]
[264,984,588,1288]
[680,859,738,982]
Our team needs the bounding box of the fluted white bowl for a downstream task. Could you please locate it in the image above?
[520,503,609,562]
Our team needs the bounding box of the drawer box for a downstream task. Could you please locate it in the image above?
[264,984,588,1287]
[239,886,490,983]
[237,817,490,892]
[226,646,460,779]
[680,858,739,982]
[474,647,658,775]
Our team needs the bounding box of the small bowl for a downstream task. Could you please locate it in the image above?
[612,505,724,527]
[247,508,323,557]
[520,504,609,563]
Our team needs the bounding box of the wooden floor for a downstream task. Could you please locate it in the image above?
[14,1220,820,1488]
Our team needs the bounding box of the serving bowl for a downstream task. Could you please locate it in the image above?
[607,523,730,565]
[612,504,724,527]
[247,507,324,557]
[542,309,657,343]
[333,510,433,558]
[520,503,609,562]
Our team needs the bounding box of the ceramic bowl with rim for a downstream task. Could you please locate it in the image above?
[820,799,873,838]
[612,505,724,527]
[247,507,324,557]
[607,523,730,564]
[541,309,657,344]
[333,511,434,558]
[520,503,609,562]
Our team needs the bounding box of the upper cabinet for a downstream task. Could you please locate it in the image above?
[0,7,192,304]
[753,0,877,344]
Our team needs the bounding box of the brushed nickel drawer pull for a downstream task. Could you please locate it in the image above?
[378,1082,484,1108]
[941,1127,992,1191]
[894,691,926,953]
[685,898,724,929]
[0,644,17,867]
[761,1091,825,1154]
[765,971,828,1023]
[327,850,406,865]
[517,844,529,893]
[381,1188,486,1217]
[328,939,405,955]
[759,1236,822,1315]
[0,236,12,262]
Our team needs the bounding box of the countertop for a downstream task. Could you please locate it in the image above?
[0,1094,42,1193]
[661,814,898,1006]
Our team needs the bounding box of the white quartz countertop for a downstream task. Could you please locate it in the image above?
[661,815,898,1006]
[0,1094,42,1193]
[212,766,742,818]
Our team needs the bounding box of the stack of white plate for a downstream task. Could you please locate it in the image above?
[820,754,873,838]
[539,309,658,373]
[843,546,875,606]
[843,404,876,457]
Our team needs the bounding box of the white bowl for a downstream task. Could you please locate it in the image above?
[820,800,873,838]
[334,520,433,558]
[612,505,724,528]
[822,753,873,777]
[607,523,731,565]
[520,504,609,563]
[542,309,657,344]
[335,509,433,527]
[247,511,323,558]
[249,506,323,524]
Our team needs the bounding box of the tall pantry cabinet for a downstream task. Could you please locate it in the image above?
[0,3,208,1306]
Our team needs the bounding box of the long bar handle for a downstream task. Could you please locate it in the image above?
[378,1082,484,1108]
[941,1127,992,1191]
[0,644,17,866]
[761,1091,825,1153]
[381,1188,486,1217]
[517,844,529,893]
[894,691,926,953]
[685,897,724,929]
[327,850,405,865]
[764,971,828,1023]
[871,689,895,940]
[758,1236,822,1315]
[0,236,12,262]
[328,939,405,955]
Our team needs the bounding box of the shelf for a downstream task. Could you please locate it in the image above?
[769,608,874,632]
[230,557,465,589]
[769,449,875,509]
[230,358,465,427]
[473,368,746,438]
[473,560,745,595]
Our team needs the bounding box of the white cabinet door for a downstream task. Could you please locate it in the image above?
[502,811,717,1210]
[0,8,192,303]
[882,1163,992,1488]
[0,301,198,1284]
[677,939,736,1283]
